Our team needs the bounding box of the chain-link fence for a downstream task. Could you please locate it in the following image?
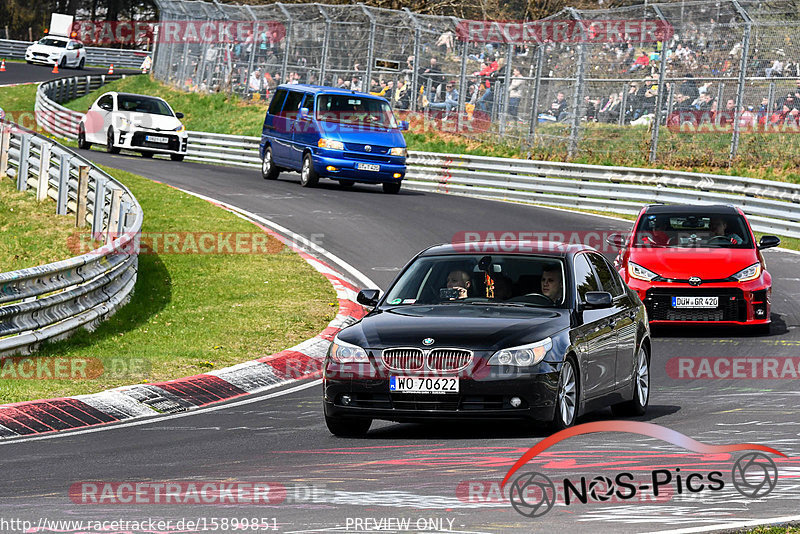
[151,0,800,166]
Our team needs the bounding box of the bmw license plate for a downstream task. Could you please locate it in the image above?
[672,296,718,308]
[357,163,380,172]
[145,135,169,144]
[390,376,459,394]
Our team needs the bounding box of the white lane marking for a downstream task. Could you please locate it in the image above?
[0,380,321,446]
[644,514,800,533]
[176,189,379,289]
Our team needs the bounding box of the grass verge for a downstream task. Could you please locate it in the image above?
[0,163,336,404]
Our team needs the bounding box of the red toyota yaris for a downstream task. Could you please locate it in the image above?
[609,204,781,331]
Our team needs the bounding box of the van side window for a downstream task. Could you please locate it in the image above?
[281,91,305,117]
[268,89,288,116]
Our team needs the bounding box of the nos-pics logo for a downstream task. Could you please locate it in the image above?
[502,421,783,518]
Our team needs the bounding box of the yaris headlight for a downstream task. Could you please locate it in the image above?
[730,262,761,282]
[488,338,552,367]
[628,261,660,281]
[330,336,369,364]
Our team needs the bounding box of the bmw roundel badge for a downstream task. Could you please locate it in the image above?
[422,337,434,346]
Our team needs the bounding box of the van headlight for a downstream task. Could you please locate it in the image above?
[330,336,369,363]
[730,263,761,282]
[390,147,407,157]
[488,338,552,367]
[318,138,344,150]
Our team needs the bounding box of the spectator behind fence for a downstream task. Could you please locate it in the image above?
[598,92,620,123]
[427,80,459,118]
[507,68,524,120]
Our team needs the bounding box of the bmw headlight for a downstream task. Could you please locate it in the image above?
[628,261,660,281]
[488,338,552,367]
[318,138,344,150]
[330,336,369,364]
[389,147,407,157]
[730,262,761,282]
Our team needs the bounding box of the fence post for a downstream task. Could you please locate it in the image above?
[649,6,668,163]
[361,5,377,91]
[276,3,293,85]
[243,5,259,97]
[528,45,544,142]
[457,36,469,130]
[0,126,9,178]
[767,81,776,114]
[318,6,331,85]
[567,9,586,159]
[499,43,513,136]
[619,82,628,126]
[107,188,123,244]
[57,153,71,215]
[730,0,752,163]
[36,142,52,201]
[17,134,30,191]
[92,176,107,237]
[407,11,421,110]
[76,165,89,228]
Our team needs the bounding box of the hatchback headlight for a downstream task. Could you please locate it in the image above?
[390,147,407,157]
[118,117,132,130]
[488,338,552,367]
[174,124,185,133]
[628,261,660,281]
[318,138,344,150]
[330,336,369,364]
[730,262,761,282]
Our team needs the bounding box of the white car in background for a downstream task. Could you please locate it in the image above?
[78,92,188,161]
[25,35,86,69]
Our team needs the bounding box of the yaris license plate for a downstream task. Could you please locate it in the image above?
[672,296,718,308]
[357,163,380,172]
[146,135,169,144]
[390,376,459,394]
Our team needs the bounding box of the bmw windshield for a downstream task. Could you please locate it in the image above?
[383,255,566,307]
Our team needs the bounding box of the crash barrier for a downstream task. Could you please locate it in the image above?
[33,74,800,240]
[0,39,151,68]
[34,74,135,140]
[0,120,143,357]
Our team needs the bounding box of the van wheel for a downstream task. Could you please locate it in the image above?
[300,154,319,187]
[382,182,401,194]
[106,128,120,154]
[262,146,280,180]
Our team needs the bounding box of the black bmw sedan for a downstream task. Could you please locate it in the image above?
[323,242,652,437]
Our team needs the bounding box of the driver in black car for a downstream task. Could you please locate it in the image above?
[444,269,472,299]
[709,216,743,245]
[541,264,563,303]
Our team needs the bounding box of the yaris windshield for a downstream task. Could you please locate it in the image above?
[633,213,753,248]
[117,95,174,117]
[383,255,567,307]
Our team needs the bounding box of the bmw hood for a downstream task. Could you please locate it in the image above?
[339,305,570,351]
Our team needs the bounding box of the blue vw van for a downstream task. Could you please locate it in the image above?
[259,84,409,193]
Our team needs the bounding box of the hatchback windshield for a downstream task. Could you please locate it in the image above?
[117,95,174,116]
[383,255,566,307]
[38,38,67,47]
[633,213,752,248]
[316,95,397,128]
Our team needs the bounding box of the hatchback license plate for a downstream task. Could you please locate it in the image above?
[672,296,718,308]
[390,376,459,394]
[357,163,380,172]
[146,135,169,144]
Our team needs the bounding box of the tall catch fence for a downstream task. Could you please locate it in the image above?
[149,0,799,165]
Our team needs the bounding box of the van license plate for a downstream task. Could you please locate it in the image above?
[357,163,380,172]
[146,135,169,144]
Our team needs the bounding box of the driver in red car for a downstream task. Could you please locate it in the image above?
[709,216,744,245]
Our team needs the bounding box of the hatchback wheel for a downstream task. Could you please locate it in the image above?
[552,358,578,430]
[106,128,120,154]
[300,154,319,187]
[77,125,91,150]
[612,345,650,417]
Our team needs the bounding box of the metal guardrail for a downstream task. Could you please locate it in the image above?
[0,120,143,357]
[0,38,151,68]
[33,73,800,241]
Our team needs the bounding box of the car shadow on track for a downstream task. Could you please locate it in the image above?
[364,405,681,440]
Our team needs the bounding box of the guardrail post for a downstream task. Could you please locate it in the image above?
[57,153,71,215]
[36,142,52,201]
[0,126,9,178]
[92,176,108,237]
[107,188,123,244]
[17,134,30,191]
[119,201,132,234]
[76,165,89,228]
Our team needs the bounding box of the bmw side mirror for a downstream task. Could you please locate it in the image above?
[583,291,613,309]
[175,112,184,119]
[758,235,780,250]
[357,289,380,307]
[399,120,409,131]
[606,233,626,249]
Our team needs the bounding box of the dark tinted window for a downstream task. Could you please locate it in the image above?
[587,253,624,297]
[281,91,305,117]
[302,93,315,113]
[117,95,173,116]
[574,254,600,301]
[268,89,287,115]
[98,95,113,110]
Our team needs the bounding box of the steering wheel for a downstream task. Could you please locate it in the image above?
[509,292,555,305]
[706,235,733,245]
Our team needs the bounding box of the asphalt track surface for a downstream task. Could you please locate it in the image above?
[0,62,140,86]
[2,148,800,532]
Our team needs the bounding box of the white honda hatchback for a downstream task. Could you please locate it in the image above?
[78,92,188,161]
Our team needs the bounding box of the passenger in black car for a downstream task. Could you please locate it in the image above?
[541,264,563,303]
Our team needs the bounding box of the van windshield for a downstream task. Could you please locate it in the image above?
[315,95,397,129]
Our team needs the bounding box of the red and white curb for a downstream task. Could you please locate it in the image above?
[0,195,371,439]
